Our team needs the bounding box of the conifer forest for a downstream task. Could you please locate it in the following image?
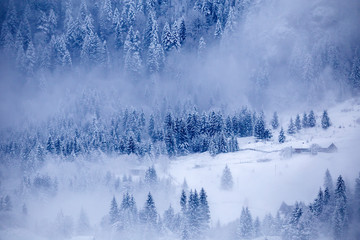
[0,0,360,239]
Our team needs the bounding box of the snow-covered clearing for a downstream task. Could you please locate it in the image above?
[167,99,360,225]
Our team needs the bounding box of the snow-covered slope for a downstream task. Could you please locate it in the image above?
[167,98,360,226]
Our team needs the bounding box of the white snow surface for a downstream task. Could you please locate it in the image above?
[166,98,360,226]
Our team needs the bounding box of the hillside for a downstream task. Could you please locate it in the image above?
[167,98,360,225]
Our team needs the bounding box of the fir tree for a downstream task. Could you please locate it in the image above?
[237,207,253,239]
[214,19,223,40]
[287,118,296,135]
[354,173,360,221]
[77,208,91,235]
[18,13,32,50]
[308,110,316,128]
[147,27,164,74]
[162,22,172,52]
[350,47,360,92]
[180,190,187,215]
[282,203,303,240]
[145,166,158,186]
[223,7,236,40]
[125,30,143,77]
[143,192,158,227]
[163,204,176,232]
[199,188,210,232]
[302,113,309,128]
[321,110,331,129]
[25,41,36,76]
[253,217,261,238]
[221,164,233,190]
[255,112,271,140]
[171,20,181,50]
[278,127,286,143]
[165,130,176,157]
[324,169,334,195]
[53,35,72,70]
[109,196,119,224]
[197,36,206,60]
[48,9,57,37]
[271,112,279,130]
[311,188,324,217]
[100,0,113,38]
[188,190,200,238]
[178,17,186,46]
[295,114,301,131]
[4,0,18,36]
[333,175,348,240]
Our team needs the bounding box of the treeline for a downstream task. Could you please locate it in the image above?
[105,188,210,240]
[231,169,360,240]
[0,106,332,172]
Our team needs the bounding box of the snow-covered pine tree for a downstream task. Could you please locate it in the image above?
[350,47,360,93]
[162,22,172,52]
[321,110,331,129]
[287,118,296,135]
[253,217,261,238]
[221,164,233,190]
[0,24,15,58]
[147,24,164,74]
[171,20,181,51]
[18,13,32,51]
[214,19,222,40]
[163,204,176,232]
[237,207,253,239]
[295,114,301,131]
[143,192,158,227]
[188,190,200,238]
[311,188,324,218]
[99,0,113,38]
[255,111,271,140]
[120,192,138,229]
[354,173,360,222]
[223,7,236,40]
[271,112,279,130]
[48,9,57,38]
[278,127,286,143]
[180,189,187,215]
[125,30,143,77]
[308,110,316,128]
[178,17,186,46]
[4,0,18,37]
[25,40,36,77]
[302,112,309,128]
[262,213,275,236]
[324,169,335,196]
[109,196,119,224]
[77,208,91,235]
[199,188,210,232]
[145,166,158,186]
[53,35,72,70]
[229,136,239,152]
[197,36,206,60]
[333,175,349,240]
[282,202,303,240]
[165,130,176,157]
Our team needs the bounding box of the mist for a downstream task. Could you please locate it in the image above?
[1,0,360,239]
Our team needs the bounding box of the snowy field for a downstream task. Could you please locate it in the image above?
[1,99,360,240]
[166,98,360,226]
